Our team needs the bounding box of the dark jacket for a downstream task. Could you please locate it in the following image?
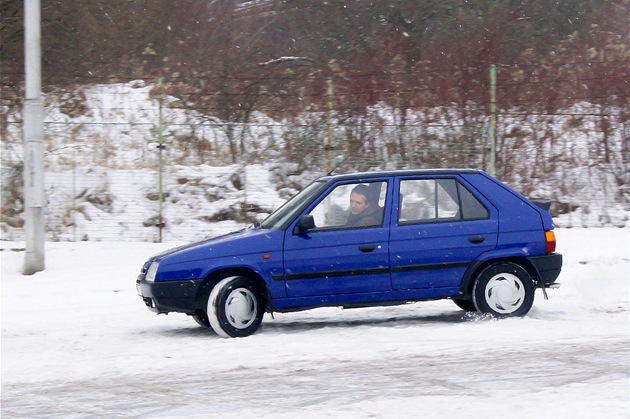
[345,205,383,227]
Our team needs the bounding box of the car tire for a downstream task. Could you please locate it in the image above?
[452,298,477,312]
[208,276,264,338]
[192,311,211,328]
[472,262,535,317]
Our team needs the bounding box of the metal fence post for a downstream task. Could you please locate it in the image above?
[157,76,165,243]
[487,64,497,177]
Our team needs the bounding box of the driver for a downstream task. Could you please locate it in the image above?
[345,184,382,227]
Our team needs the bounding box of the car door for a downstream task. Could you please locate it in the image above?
[389,176,498,292]
[282,179,392,298]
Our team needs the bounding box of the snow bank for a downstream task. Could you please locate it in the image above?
[1,82,628,243]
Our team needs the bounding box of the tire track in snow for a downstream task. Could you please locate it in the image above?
[2,338,628,418]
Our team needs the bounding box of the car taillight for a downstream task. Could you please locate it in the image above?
[545,230,556,253]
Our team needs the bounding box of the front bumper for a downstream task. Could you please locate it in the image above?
[528,253,563,286]
[136,276,204,314]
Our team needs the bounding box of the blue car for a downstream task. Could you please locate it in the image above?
[136,169,562,337]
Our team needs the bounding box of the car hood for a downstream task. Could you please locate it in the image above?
[151,227,284,267]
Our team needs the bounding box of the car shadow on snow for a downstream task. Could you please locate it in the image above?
[138,325,216,338]
[148,309,496,339]
[259,310,494,335]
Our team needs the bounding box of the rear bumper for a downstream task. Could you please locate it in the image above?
[528,253,563,286]
[136,276,203,314]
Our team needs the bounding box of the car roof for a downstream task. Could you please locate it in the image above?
[317,168,483,182]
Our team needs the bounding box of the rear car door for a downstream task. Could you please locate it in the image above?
[282,179,391,298]
[390,175,498,292]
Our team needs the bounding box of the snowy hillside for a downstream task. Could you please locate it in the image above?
[1,82,628,242]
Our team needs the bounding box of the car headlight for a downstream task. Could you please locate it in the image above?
[145,261,160,282]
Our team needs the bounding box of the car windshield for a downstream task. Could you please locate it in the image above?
[260,180,327,229]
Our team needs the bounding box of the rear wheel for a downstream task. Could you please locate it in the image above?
[208,276,264,338]
[472,263,535,317]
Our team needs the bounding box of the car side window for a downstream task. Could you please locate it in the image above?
[458,182,489,220]
[308,181,387,230]
[398,178,488,224]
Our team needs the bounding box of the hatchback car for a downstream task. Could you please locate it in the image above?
[136,169,562,337]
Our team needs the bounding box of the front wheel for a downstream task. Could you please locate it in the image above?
[452,298,477,312]
[208,276,264,338]
[192,311,211,328]
[472,263,535,317]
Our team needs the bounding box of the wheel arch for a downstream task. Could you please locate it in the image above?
[460,256,539,298]
[194,267,271,316]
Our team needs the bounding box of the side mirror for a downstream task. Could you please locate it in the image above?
[295,214,315,234]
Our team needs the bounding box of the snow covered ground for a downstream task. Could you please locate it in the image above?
[1,228,629,418]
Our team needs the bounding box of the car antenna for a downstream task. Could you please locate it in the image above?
[326,134,375,176]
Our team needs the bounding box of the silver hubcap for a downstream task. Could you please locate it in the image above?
[484,273,525,314]
[225,288,258,329]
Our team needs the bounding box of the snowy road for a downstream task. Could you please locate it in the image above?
[2,228,629,418]
[2,313,628,418]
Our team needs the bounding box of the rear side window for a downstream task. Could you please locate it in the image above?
[458,182,489,220]
[398,178,488,224]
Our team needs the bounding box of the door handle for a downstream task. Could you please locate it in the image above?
[468,235,485,244]
[359,244,376,253]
